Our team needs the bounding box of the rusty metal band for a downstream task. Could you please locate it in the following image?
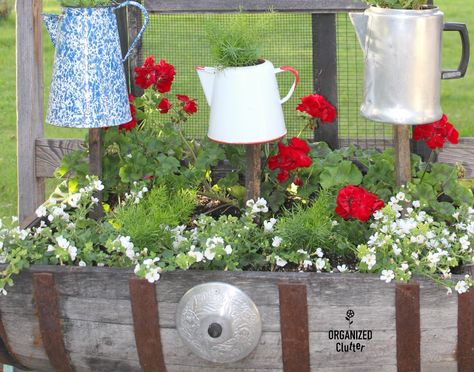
[278,282,310,372]
[457,289,474,371]
[0,311,30,370]
[129,277,167,372]
[33,272,74,372]
[395,283,421,372]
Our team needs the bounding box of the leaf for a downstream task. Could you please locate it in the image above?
[320,161,362,189]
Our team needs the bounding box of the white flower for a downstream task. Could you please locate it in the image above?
[0,241,3,250]
[331,220,339,226]
[0,288,6,296]
[204,247,216,261]
[315,248,324,258]
[47,245,55,252]
[11,216,18,223]
[92,179,104,191]
[380,269,395,283]
[275,255,287,267]
[35,205,47,218]
[91,196,99,204]
[68,246,77,261]
[396,192,405,201]
[272,236,282,248]
[79,260,86,267]
[361,254,376,270]
[56,235,70,250]
[67,193,82,208]
[400,263,409,271]
[303,260,312,269]
[246,198,269,214]
[412,200,421,208]
[297,249,308,256]
[97,262,105,267]
[126,153,132,159]
[392,244,401,256]
[188,249,204,263]
[263,218,277,232]
[427,252,440,266]
[18,229,28,240]
[455,280,469,294]
[315,258,326,271]
[446,287,453,295]
[145,268,161,283]
[337,264,348,273]
[460,235,470,251]
[224,245,233,255]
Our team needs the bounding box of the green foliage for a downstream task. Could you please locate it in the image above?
[113,186,197,250]
[206,13,274,67]
[59,0,112,7]
[0,0,13,19]
[365,0,427,9]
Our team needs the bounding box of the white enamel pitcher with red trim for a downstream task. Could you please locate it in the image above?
[196,60,299,144]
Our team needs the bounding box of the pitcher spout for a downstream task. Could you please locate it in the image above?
[42,14,60,48]
[349,12,369,52]
[196,67,216,106]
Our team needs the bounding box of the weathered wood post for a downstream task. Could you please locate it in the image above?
[394,125,412,186]
[16,0,45,225]
[245,145,261,201]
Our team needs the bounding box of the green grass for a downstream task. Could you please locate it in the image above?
[0,0,473,219]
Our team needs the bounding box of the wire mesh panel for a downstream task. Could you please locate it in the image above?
[136,11,393,148]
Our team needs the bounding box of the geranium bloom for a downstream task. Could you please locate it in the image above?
[134,56,176,93]
[118,94,137,132]
[296,94,337,123]
[267,137,311,183]
[176,94,198,115]
[158,98,171,114]
[413,114,459,150]
[335,185,384,222]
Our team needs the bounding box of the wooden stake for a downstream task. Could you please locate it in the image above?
[245,144,261,201]
[394,125,412,186]
[88,128,104,219]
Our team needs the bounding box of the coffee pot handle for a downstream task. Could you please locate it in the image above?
[275,66,299,104]
[442,23,470,80]
[114,1,149,62]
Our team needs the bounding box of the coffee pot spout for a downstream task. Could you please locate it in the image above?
[43,14,60,48]
[349,12,369,52]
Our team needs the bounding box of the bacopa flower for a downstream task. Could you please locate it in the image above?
[296,94,337,123]
[157,98,172,114]
[176,94,198,115]
[335,185,384,222]
[267,137,312,183]
[134,56,176,93]
[413,114,459,150]
[118,94,137,132]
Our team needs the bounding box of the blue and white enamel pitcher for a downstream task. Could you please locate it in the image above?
[43,2,148,128]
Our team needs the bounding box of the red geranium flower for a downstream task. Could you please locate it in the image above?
[335,185,384,222]
[296,94,337,123]
[134,56,176,93]
[267,137,312,183]
[158,98,172,114]
[413,114,459,150]
[119,94,137,132]
[177,94,198,115]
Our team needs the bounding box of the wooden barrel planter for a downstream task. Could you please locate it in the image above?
[0,266,473,371]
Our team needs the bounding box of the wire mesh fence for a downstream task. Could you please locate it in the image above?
[137,12,393,149]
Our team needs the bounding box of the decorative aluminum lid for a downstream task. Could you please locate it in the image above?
[176,282,262,363]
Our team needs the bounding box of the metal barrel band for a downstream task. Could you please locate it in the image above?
[278,282,310,372]
[457,289,474,371]
[129,277,167,372]
[395,283,421,372]
[33,272,74,372]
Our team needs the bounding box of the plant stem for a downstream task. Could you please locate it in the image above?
[420,150,436,183]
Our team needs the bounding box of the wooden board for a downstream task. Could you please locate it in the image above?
[144,0,367,13]
[35,139,86,178]
[0,266,465,371]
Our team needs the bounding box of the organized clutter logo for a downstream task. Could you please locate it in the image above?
[328,309,373,353]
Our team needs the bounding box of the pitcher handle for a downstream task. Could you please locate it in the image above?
[441,23,470,80]
[114,1,149,62]
[275,66,299,104]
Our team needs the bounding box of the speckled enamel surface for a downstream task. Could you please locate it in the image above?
[44,4,147,128]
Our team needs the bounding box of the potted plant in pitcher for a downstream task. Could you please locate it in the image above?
[196,14,299,144]
[42,0,149,128]
[349,0,470,125]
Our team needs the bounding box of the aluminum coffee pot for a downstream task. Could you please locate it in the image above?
[350,6,470,125]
